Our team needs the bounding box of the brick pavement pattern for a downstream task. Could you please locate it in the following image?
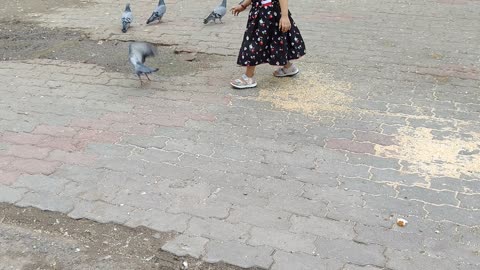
[1,0,480,269]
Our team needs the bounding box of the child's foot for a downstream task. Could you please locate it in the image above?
[273,64,299,77]
[230,74,257,89]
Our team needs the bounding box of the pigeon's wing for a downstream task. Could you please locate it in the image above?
[156,4,166,16]
[147,4,166,24]
[129,42,156,64]
[122,11,132,23]
[214,6,227,17]
[129,42,159,75]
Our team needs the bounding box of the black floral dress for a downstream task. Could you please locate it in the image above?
[237,0,306,67]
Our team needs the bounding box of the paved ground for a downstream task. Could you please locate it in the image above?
[1,0,480,269]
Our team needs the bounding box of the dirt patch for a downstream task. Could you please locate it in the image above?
[254,63,353,117]
[0,203,259,270]
[0,21,219,77]
[375,126,480,181]
[0,0,87,20]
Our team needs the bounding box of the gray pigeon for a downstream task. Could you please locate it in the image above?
[146,0,167,24]
[121,3,133,33]
[204,0,227,24]
[129,42,159,84]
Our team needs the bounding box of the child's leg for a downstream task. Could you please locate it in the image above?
[246,66,256,78]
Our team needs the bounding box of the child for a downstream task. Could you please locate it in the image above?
[230,0,306,89]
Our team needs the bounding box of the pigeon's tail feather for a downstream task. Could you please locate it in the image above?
[136,63,159,75]
[146,13,158,24]
[204,12,215,24]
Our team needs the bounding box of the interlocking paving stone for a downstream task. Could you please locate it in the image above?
[271,251,344,270]
[161,234,209,259]
[1,0,480,269]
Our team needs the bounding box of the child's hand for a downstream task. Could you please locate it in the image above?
[279,16,291,33]
[230,5,246,16]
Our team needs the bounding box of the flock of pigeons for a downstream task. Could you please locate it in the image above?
[122,0,229,84]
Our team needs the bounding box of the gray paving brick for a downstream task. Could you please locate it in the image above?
[315,238,385,267]
[355,223,424,251]
[430,177,480,193]
[346,152,401,170]
[120,135,169,149]
[112,189,172,210]
[457,193,480,210]
[161,234,209,259]
[126,209,190,233]
[245,177,305,197]
[214,145,265,163]
[423,237,480,266]
[50,165,102,182]
[68,200,134,224]
[290,215,355,240]
[85,143,134,157]
[397,185,458,206]
[168,198,231,219]
[338,177,397,197]
[363,195,427,217]
[17,192,75,213]
[212,186,269,207]
[316,162,371,180]
[133,148,182,164]
[12,174,68,194]
[425,204,480,227]
[165,138,214,156]
[204,240,274,269]
[0,186,27,203]
[185,217,250,242]
[248,227,316,254]
[227,206,292,230]
[327,204,393,228]
[282,166,340,187]
[271,251,344,270]
[267,195,328,217]
[370,168,426,186]
[303,185,364,208]
[385,248,473,270]
[264,151,316,169]
[342,264,383,270]
[95,157,148,175]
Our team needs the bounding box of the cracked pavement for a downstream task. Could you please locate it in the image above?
[1,0,480,269]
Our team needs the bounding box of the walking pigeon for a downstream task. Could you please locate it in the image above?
[128,42,159,84]
[121,3,133,33]
[204,0,227,24]
[146,0,167,24]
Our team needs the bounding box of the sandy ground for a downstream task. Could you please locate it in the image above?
[0,203,258,270]
[0,20,220,77]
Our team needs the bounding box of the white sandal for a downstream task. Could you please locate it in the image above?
[230,74,257,89]
[274,64,300,77]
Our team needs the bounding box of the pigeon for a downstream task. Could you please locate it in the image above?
[121,3,133,33]
[146,0,167,24]
[128,42,159,84]
[204,0,227,24]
